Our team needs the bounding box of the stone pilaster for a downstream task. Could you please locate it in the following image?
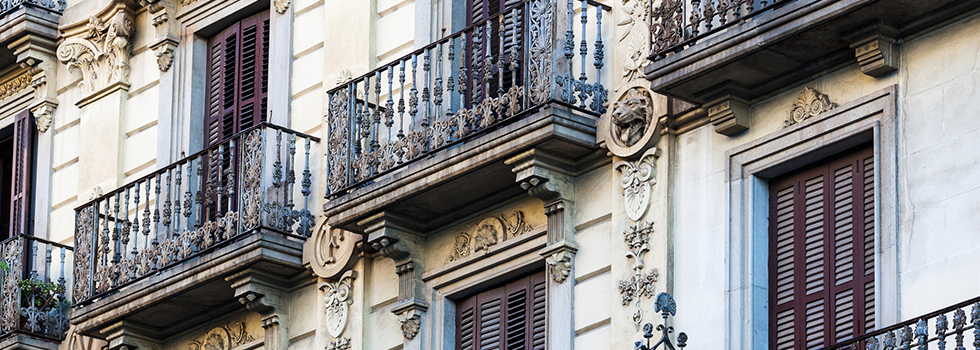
[358,212,428,349]
[505,148,578,350]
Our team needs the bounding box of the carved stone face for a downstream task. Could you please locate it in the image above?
[611,88,654,147]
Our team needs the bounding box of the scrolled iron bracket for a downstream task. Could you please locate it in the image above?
[634,292,688,350]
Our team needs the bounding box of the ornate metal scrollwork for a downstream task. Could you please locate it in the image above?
[634,293,688,350]
[650,0,684,56]
[528,0,554,104]
[241,129,263,230]
[327,89,351,193]
[1,237,23,334]
[73,206,95,303]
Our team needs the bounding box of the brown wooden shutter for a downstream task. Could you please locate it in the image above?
[769,147,875,350]
[204,11,270,149]
[8,110,33,237]
[456,272,545,350]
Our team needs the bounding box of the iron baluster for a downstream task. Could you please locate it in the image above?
[594,7,603,77]
[459,32,468,98]
[952,308,966,350]
[971,302,979,350]
[937,314,949,350]
[227,139,236,214]
[914,319,928,350]
[373,70,382,152]
[144,179,151,248]
[899,325,913,350]
[154,173,161,247]
[446,38,455,115]
[386,65,395,133]
[286,134,297,233]
[398,60,406,139]
[423,48,431,130]
[133,180,140,252]
[434,43,444,125]
[174,163,182,234]
[483,20,492,102]
[112,192,121,265]
[410,54,419,128]
[579,0,588,83]
[58,246,66,287]
[498,15,505,96]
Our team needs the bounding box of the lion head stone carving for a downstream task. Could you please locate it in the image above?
[611,87,654,147]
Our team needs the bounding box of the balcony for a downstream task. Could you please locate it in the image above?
[817,296,980,350]
[0,235,73,347]
[70,124,319,341]
[643,0,980,133]
[325,0,610,232]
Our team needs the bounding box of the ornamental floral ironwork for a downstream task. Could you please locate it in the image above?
[325,0,608,196]
[816,298,980,350]
[72,124,319,305]
[0,235,73,340]
[650,0,794,59]
[634,293,688,350]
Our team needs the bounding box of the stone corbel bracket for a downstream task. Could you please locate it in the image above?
[56,0,140,107]
[30,71,58,133]
[844,21,899,78]
[227,269,290,350]
[142,0,179,72]
[100,321,162,350]
[505,149,580,283]
[358,212,429,341]
[697,82,750,136]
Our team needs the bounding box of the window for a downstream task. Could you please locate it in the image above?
[769,146,875,350]
[205,11,270,148]
[456,272,546,350]
[0,110,34,241]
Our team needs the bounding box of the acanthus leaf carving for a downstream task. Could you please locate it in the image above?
[787,87,837,126]
[614,148,659,222]
[320,270,356,339]
[399,312,421,340]
[546,250,573,284]
[57,14,135,99]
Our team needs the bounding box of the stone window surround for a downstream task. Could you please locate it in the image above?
[723,85,899,349]
[421,227,548,349]
[164,0,293,164]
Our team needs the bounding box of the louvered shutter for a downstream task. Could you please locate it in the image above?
[8,110,33,237]
[769,147,875,350]
[205,11,270,149]
[457,272,545,350]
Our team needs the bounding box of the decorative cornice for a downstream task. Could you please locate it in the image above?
[0,68,36,101]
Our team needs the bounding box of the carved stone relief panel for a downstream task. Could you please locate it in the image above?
[444,210,535,264]
[57,12,135,101]
[614,148,660,222]
[786,87,837,126]
[617,0,651,85]
[617,221,659,326]
[187,322,257,350]
[320,271,357,339]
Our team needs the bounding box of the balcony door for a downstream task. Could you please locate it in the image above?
[203,10,270,217]
[769,146,875,349]
[465,0,523,104]
[0,110,34,241]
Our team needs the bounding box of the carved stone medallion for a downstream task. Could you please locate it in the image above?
[187,322,255,350]
[320,271,356,339]
[598,81,665,158]
[308,221,361,279]
[614,148,659,222]
[445,210,534,264]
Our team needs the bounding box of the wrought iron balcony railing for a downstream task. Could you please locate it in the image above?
[0,235,73,341]
[649,0,791,59]
[326,0,609,196]
[0,0,65,18]
[72,123,319,306]
[816,296,980,350]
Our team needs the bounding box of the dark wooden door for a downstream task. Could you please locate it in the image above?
[769,146,875,350]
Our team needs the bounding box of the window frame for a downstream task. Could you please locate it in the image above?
[724,86,900,349]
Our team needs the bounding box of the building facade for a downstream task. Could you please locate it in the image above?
[0,0,978,350]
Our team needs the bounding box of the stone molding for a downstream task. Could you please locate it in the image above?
[56,0,139,107]
[724,86,900,349]
[144,0,179,72]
